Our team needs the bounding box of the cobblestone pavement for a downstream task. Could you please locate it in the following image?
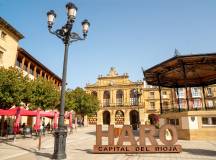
[0,126,216,160]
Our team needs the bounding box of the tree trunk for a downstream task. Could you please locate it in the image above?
[81,114,84,127]
[0,116,5,136]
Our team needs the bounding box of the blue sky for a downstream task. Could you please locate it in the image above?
[1,0,216,88]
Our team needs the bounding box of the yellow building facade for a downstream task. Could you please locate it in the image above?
[85,67,172,128]
[0,17,62,126]
[85,68,216,140]
[0,17,23,68]
[0,17,62,86]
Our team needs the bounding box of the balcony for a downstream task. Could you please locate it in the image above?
[161,106,216,114]
[148,96,155,99]
[100,102,144,108]
[130,98,139,106]
[162,95,170,99]
[147,108,157,112]
[116,98,123,106]
[191,94,201,98]
[206,93,213,97]
[177,95,185,99]
[103,99,110,107]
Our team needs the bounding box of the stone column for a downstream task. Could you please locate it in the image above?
[110,110,115,125]
[97,110,103,125]
[124,109,130,125]
[27,62,31,74]
[110,89,113,106]
[21,57,25,70]
[139,108,146,124]
[52,78,55,84]
[98,90,103,107]
[127,89,131,106]
[112,90,116,106]
[123,90,126,105]
[124,89,129,106]
[40,70,43,77]
[34,66,37,78]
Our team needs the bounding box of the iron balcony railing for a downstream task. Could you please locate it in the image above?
[162,106,216,114]
[101,102,145,108]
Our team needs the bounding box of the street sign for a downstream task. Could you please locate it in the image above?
[93,124,182,153]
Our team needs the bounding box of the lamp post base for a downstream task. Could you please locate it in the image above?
[52,128,67,159]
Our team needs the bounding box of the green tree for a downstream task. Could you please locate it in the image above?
[65,87,99,121]
[28,78,60,111]
[0,67,30,136]
[0,67,29,109]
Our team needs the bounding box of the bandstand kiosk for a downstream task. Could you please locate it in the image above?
[144,53,216,140]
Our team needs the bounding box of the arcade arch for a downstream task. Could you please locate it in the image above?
[103,110,110,125]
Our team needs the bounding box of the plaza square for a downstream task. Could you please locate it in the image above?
[0,1,216,160]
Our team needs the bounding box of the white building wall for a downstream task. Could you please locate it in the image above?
[181,116,198,129]
[188,116,199,129]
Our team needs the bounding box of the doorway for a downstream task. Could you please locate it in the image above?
[130,110,139,130]
[103,111,110,125]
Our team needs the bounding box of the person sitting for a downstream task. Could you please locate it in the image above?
[21,123,26,136]
[46,122,51,133]
[41,120,46,135]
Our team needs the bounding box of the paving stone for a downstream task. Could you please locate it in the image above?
[0,126,215,160]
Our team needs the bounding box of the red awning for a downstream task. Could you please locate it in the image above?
[0,109,11,116]
[7,107,36,116]
[40,111,54,118]
[0,107,57,117]
[0,107,71,120]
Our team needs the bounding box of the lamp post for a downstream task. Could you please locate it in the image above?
[135,88,142,128]
[46,2,90,159]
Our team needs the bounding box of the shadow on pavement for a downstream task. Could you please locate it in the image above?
[86,131,96,136]
[3,141,52,159]
[75,148,93,154]
[183,148,216,156]
[35,151,53,159]
[0,135,34,142]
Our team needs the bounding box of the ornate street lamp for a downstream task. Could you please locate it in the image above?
[46,2,90,159]
[134,88,142,128]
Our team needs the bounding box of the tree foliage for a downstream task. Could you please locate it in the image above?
[0,67,60,110]
[0,67,29,109]
[28,78,60,110]
[65,87,99,116]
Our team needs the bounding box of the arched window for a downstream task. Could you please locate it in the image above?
[130,110,139,130]
[116,90,123,106]
[103,90,110,107]
[130,89,138,106]
[103,111,110,124]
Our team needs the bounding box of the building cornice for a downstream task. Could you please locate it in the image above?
[85,82,143,89]
[0,17,24,40]
[98,75,129,80]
